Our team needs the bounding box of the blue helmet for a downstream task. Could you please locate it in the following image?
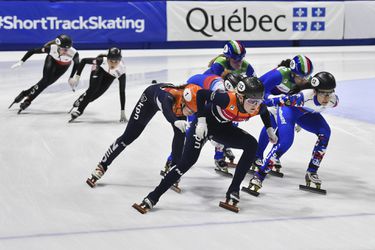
[223,40,246,61]
[290,55,313,77]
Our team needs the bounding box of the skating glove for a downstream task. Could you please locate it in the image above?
[11,61,23,69]
[195,117,208,139]
[174,120,189,133]
[120,110,128,123]
[266,127,278,144]
[68,75,80,91]
[295,124,302,133]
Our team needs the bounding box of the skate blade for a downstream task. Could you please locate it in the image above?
[67,106,74,114]
[86,178,96,188]
[269,170,284,178]
[68,118,76,123]
[214,169,233,177]
[226,162,237,168]
[299,184,327,195]
[17,109,23,114]
[241,186,260,197]
[8,101,16,109]
[171,184,181,193]
[219,201,239,213]
[132,203,148,214]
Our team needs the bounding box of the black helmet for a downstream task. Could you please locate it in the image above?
[223,73,244,91]
[236,76,264,99]
[107,47,122,61]
[55,34,72,49]
[311,71,336,90]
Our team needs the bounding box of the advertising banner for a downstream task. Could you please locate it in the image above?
[167,1,344,41]
[344,1,375,39]
[0,1,166,45]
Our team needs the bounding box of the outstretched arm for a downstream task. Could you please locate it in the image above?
[69,52,80,78]
[118,74,126,111]
[118,74,127,122]
[20,46,49,62]
[11,46,49,69]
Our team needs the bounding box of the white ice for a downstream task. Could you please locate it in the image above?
[1,46,375,250]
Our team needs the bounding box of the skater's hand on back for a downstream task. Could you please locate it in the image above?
[196,117,208,139]
[174,120,189,133]
[266,127,278,144]
[11,61,23,69]
[295,124,302,133]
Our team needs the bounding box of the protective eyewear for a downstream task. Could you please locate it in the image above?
[317,89,335,97]
[244,98,263,105]
[230,55,244,62]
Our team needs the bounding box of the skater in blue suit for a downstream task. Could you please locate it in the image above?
[253,55,314,173]
[245,71,339,195]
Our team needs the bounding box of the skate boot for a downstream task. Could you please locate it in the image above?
[224,148,235,162]
[68,99,81,113]
[224,148,236,167]
[269,158,284,178]
[160,159,173,177]
[249,158,262,174]
[171,177,182,193]
[86,164,106,188]
[69,110,81,122]
[299,171,326,194]
[219,191,240,213]
[9,90,27,108]
[132,197,155,214]
[214,159,233,177]
[159,160,181,193]
[18,98,31,114]
[242,175,262,197]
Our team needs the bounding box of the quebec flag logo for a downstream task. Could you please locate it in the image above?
[312,8,326,17]
[311,22,325,31]
[292,7,326,32]
[293,8,307,17]
[293,22,307,31]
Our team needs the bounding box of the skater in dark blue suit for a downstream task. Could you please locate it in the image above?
[133,76,277,213]
[86,83,201,188]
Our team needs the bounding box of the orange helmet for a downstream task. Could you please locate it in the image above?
[183,84,202,112]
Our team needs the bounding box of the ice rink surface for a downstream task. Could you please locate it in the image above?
[1,46,374,250]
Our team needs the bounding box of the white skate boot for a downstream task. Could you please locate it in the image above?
[133,197,155,214]
[305,171,322,187]
[242,175,262,197]
[214,159,233,177]
[69,110,81,123]
[220,191,240,213]
[86,164,106,188]
[299,171,326,195]
[250,158,262,173]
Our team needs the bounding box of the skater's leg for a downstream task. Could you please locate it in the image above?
[147,118,206,205]
[298,113,331,173]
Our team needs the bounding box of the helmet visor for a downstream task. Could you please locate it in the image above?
[230,54,244,62]
[316,89,335,97]
[244,98,263,106]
